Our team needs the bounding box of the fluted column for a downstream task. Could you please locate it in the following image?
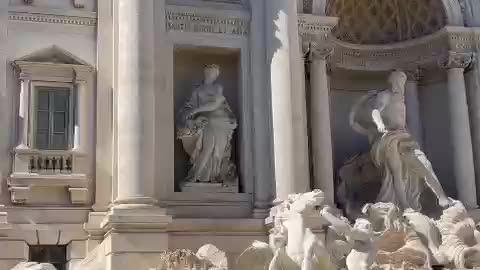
[310,47,334,203]
[114,0,156,206]
[17,76,30,149]
[441,51,478,209]
[266,0,310,202]
[405,69,424,148]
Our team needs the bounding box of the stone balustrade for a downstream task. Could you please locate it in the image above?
[28,153,73,174]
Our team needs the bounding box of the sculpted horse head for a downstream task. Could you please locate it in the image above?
[283,189,326,216]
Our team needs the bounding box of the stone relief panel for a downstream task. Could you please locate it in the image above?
[174,47,241,193]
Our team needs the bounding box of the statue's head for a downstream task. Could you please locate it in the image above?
[388,70,407,92]
[204,64,220,84]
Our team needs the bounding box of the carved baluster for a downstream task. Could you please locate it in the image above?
[37,156,43,171]
[59,156,65,173]
[29,156,35,173]
[66,156,72,172]
[44,157,50,171]
[52,157,57,173]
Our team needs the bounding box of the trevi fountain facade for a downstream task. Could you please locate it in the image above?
[3,0,480,269]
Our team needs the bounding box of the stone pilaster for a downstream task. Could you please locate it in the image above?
[16,75,30,149]
[73,80,88,152]
[440,51,478,209]
[309,46,335,203]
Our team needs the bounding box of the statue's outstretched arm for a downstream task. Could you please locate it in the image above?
[191,95,226,115]
[371,91,391,133]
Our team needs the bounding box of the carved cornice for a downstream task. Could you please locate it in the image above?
[166,6,249,36]
[324,27,478,71]
[9,11,97,26]
[439,51,474,69]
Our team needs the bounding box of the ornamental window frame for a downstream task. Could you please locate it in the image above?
[8,46,93,206]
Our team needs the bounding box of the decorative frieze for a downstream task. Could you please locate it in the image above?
[166,7,249,36]
[9,11,97,26]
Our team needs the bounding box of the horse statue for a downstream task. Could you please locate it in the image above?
[237,189,334,270]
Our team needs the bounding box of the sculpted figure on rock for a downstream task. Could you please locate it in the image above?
[176,64,238,192]
[344,70,451,214]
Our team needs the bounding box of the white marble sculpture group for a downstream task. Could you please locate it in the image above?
[13,70,480,269]
[236,71,480,270]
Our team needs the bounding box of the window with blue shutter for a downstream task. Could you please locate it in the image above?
[35,87,71,150]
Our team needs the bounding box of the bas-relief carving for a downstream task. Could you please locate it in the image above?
[176,64,239,193]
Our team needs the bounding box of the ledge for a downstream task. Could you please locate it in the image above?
[9,173,89,187]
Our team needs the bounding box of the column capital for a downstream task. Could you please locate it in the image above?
[18,73,31,81]
[439,51,474,69]
[404,68,422,82]
[311,45,334,61]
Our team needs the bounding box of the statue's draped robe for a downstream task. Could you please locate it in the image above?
[371,131,424,211]
[177,84,237,183]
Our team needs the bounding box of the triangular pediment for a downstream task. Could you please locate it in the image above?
[16,45,90,66]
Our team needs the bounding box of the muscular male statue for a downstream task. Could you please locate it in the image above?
[350,71,451,211]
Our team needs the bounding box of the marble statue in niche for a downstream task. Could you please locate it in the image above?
[340,70,451,216]
[176,64,239,193]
